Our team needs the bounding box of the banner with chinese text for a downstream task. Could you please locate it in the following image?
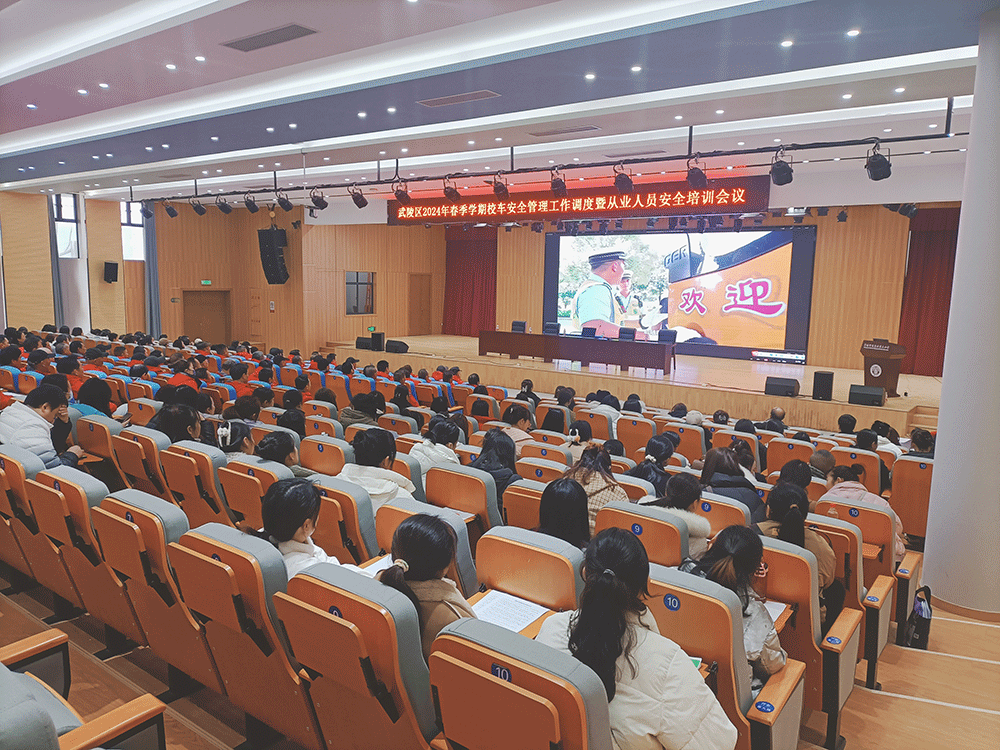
[387,175,770,225]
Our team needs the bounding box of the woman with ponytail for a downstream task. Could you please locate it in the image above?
[625,433,675,496]
[536,528,736,750]
[408,416,461,484]
[565,444,629,534]
[821,464,906,563]
[216,419,255,462]
[566,419,593,462]
[683,525,786,688]
[377,514,475,660]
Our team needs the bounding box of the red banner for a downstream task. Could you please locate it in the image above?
[388,175,770,225]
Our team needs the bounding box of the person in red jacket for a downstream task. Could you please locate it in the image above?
[81,348,106,372]
[230,362,256,399]
[56,356,86,398]
[293,374,313,403]
[168,358,200,390]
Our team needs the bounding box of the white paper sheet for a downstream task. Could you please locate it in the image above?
[472,589,549,633]
[363,555,394,575]
[763,600,788,624]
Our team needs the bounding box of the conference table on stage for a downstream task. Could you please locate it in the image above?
[478,330,675,374]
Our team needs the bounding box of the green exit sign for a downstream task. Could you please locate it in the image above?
[367,326,376,332]
[200,279,212,286]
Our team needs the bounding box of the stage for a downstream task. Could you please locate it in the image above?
[334,335,941,434]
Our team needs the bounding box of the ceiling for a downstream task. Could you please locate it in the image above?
[0,0,994,207]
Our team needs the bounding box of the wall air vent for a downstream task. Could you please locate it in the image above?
[603,149,667,159]
[417,90,501,108]
[528,125,601,137]
[222,24,317,53]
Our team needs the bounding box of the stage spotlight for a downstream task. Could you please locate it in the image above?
[599,220,609,234]
[613,164,633,194]
[696,217,706,233]
[190,199,207,216]
[733,217,743,232]
[646,218,657,229]
[550,169,568,198]
[215,197,232,214]
[771,210,782,218]
[865,140,891,181]
[443,179,461,203]
[837,209,848,223]
[753,215,764,226]
[276,192,294,212]
[244,194,259,213]
[531,222,544,233]
[817,206,830,216]
[793,215,804,224]
[770,147,794,185]
[311,189,329,210]
[678,217,688,228]
[668,217,678,230]
[347,186,367,209]
[139,201,154,219]
[393,181,411,204]
[163,201,178,218]
[709,216,724,228]
[898,203,918,219]
[614,219,623,230]
[687,156,708,189]
[556,221,565,232]
[492,174,509,199]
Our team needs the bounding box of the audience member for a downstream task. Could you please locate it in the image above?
[729,437,764,483]
[339,428,416,511]
[500,403,533,457]
[56,356,85,397]
[256,431,313,477]
[733,418,767,471]
[776,459,812,491]
[340,392,380,430]
[253,387,275,409]
[276,407,306,438]
[908,428,935,458]
[602,439,625,457]
[536,478,590,549]
[216,420,255,461]
[469,428,521,503]
[408,418,461,484]
[821,465,905,561]
[157,404,203,444]
[377,514,475,660]
[758,407,787,433]
[668,402,688,418]
[809,449,835,480]
[565,445,630,534]
[854,429,891,493]
[230,363,255,399]
[837,414,857,435]
[626,433,674,497]
[536,528,737,749]
[567,419,593,462]
[646,473,712,560]
[700,447,765,523]
[390,384,423,429]
[0,385,83,468]
[466,373,480,387]
[871,420,903,459]
[712,409,730,425]
[75,378,115,418]
[312,387,338,409]
[518,378,540,406]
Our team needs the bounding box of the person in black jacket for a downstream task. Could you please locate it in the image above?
[700,446,765,523]
[854,429,891,493]
[469,428,521,514]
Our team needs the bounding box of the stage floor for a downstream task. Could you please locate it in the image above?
[336,335,940,433]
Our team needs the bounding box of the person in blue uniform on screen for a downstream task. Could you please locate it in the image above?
[572,251,646,339]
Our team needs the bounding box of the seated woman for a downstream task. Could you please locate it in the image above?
[821,464,906,562]
[567,419,593,462]
[565,445,630,534]
[500,403,533,457]
[682,525,786,691]
[216,420,255,462]
[759,483,844,630]
[377,513,475,660]
[625,433,675,497]
[339,392,379,430]
[870,420,903,460]
[312,387,338,409]
[853,429,892,493]
[75,377,116,419]
[390,384,423,429]
[408,417,461,485]
[730,437,766,483]
[645,473,712,560]
[733,418,767,472]
[907,428,935,459]
[469,397,492,427]
[260,478,368,578]
[518,378,540,407]
[469,428,521,505]
[157,404,204,444]
[256,431,314,478]
[536,528,737,750]
[536,477,590,550]
[338,428,416,512]
[700,447,765,523]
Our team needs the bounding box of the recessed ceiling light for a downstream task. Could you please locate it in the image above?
[258,164,264,168]
[210,136,219,141]
[94,183,99,186]
[105,153,112,157]
[84,184,90,187]
[77,89,88,95]
[202,170,208,175]
[379,150,386,155]
[165,63,176,70]
[462,168,469,172]
[17,168,24,172]
[289,123,297,129]
[122,180,128,184]
[98,82,110,89]
[780,39,794,48]
[585,73,596,80]
[145,146,153,151]
[737,141,745,146]
[467,140,475,145]
[846,29,861,37]
[833,157,841,161]
[92,155,99,159]
[26,103,37,109]
[716,109,725,114]
[357,111,367,118]
[387,107,396,113]
[409,173,415,176]
[726,166,733,170]
[928,123,938,128]
[484,166,490,169]
[58,161,65,165]
[161,144,169,148]
[266,126,274,132]
[548,160,554,164]
[631,66,642,72]
[407,0,417,3]
[494,137,502,142]
[572,157,579,161]
[216,169,222,173]
[894,87,906,93]
[924,150,931,154]
[195,55,206,62]
[674,115,683,120]
[274,162,281,166]
[401,148,408,153]
[960,148,967,152]
[883,128,892,133]
[323,157,330,161]
[842,93,853,100]
[802,159,809,163]
[773,138,781,143]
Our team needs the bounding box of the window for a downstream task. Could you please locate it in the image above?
[346,272,375,315]
[120,201,145,261]
[51,193,79,258]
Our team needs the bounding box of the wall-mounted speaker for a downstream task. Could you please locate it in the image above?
[812,371,834,401]
[385,339,409,353]
[258,227,289,284]
[103,261,119,283]
[849,384,885,406]
[764,376,800,397]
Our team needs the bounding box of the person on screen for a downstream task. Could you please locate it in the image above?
[616,270,642,320]
[571,250,645,338]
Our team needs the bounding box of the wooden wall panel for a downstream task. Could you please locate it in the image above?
[0,192,55,329]
[84,199,126,332]
[496,227,546,334]
[123,260,145,333]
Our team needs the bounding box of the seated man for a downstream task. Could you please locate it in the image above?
[757,407,787,433]
[230,362,255,399]
[56,356,86,397]
[571,250,646,339]
[837,413,857,435]
[0,384,83,468]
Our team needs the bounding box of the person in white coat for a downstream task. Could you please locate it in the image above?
[260,477,370,578]
[0,385,83,469]
[407,418,460,488]
[536,528,737,750]
[337,427,416,512]
[643,473,713,561]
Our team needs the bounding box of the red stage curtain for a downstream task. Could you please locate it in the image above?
[442,226,497,337]
[898,207,961,376]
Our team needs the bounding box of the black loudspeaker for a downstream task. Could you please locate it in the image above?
[542,322,560,335]
[511,320,527,333]
[764,376,800,397]
[849,384,886,407]
[355,337,372,350]
[103,261,119,283]
[813,371,834,401]
[370,332,385,351]
[258,227,289,284]
[385,339,409,354]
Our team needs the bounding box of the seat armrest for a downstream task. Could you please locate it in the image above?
[747,658,806,726]
[820,608,864,654]
[896,551,923,580]
[0,629,68,667]
[59,694,166,750]
[863,575,895,609]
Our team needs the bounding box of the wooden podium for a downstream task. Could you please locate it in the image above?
[861,339,906,398]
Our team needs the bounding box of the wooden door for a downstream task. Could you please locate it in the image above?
[409,273,432,335]
[183,290,231,344]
